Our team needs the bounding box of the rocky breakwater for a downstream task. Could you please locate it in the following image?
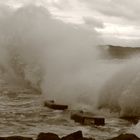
[108,133,140,140]
[0,131,139,140]
[37,131,93,140]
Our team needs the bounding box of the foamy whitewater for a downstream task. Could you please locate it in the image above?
[0,3,140,140]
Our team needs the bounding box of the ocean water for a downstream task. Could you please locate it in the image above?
[0,4,140,140]
[0,84,135,140]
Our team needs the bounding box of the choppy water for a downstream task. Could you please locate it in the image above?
[0,84,135,140]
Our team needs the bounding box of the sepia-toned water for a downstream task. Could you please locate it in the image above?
[0,85,134,140]
[0,4,140,140]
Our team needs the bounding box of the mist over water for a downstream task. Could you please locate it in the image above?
[0,3,140,116]
[99,59,140,117]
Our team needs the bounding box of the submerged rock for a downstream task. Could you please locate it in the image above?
[37,132,60,140]
[44,100,68,110]
[71,112,105,126]
[109,133,140,140]
[120,116,139,124]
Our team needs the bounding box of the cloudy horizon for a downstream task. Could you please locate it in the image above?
[1,0,140,47]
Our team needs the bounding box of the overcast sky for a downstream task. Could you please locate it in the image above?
[1,0,140,46]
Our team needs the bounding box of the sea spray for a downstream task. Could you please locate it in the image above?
[129,121,140,138]
[98,59,140,116]
[0,4,99,101]
[0,4,128,112]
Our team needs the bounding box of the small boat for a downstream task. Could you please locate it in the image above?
[44,100,68,110]
[71,111,105,126]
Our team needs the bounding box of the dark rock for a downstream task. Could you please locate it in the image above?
[0,137,6,140]
[61,131,94,140]
[0,136,32,140]
[109,133,140,140]
[93,117,105,126]
[44,100,68,110]
[71,112,105,126]
[7,136,32,140]
[83,137,95,140]
[37,132,60,140]
[120,116,139,124]
[71,113,85,124]
[61,131,83,140]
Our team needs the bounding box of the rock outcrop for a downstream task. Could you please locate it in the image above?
[0,136,32,140]
[61,131,94,140]
[37,132,61,140]
[0,131,139,140]
[61,131,83,140]
[108,133,140,140]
